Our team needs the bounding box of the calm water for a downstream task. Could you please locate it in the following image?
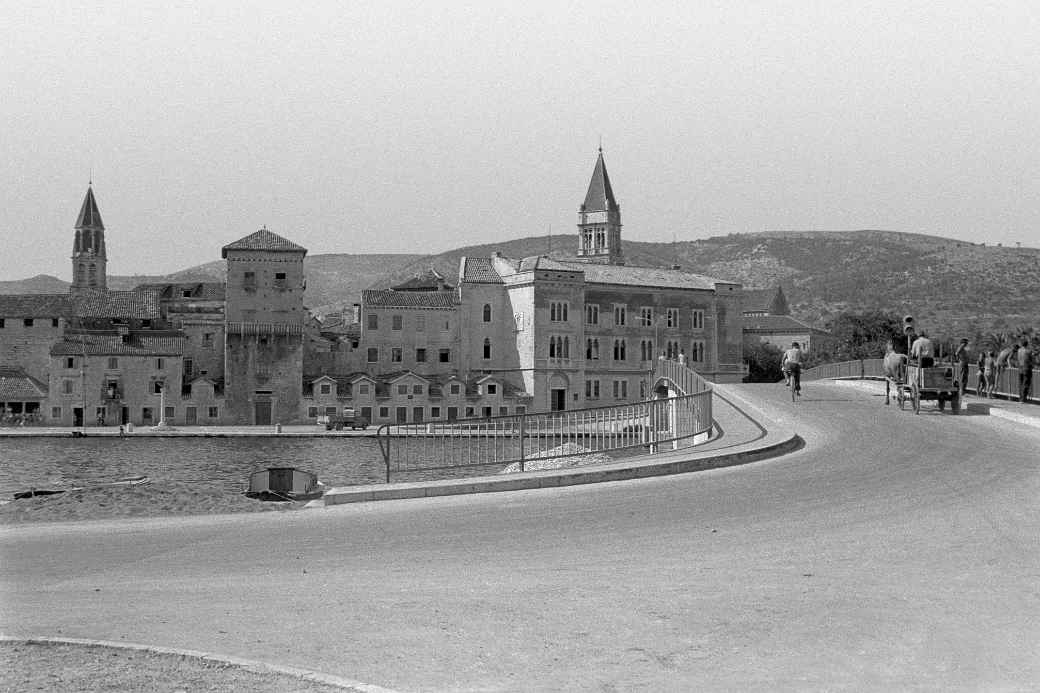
[0,437,496,494]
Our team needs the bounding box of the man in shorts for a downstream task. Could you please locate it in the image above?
[782,342,804,396]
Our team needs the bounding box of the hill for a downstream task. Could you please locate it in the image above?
[3,231,1036,336]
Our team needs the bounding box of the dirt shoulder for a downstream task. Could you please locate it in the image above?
[0,481,298,525]
[1,641,363,692]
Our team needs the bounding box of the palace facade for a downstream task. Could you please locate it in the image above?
[0,152,743,426]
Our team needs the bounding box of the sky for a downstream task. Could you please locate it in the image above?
[3,1,1039,280]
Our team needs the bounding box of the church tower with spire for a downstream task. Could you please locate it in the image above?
[70,186,107,293]
[576,149,624,265]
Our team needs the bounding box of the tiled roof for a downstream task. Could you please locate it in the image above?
[743,315,825,333]
[75,187,105,230]
[73,289,161,319]
[0,368,48,399]
[460,257,503,283]
[221,228,307,256]
[134,282,226,301]
[523,257,725,290]
[0,293,72,317]
[392,268,453,291]
[50,333,186,356]
[581,150,619,213]
[362,289,460,308]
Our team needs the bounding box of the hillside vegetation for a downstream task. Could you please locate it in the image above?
[3,231,1036,334]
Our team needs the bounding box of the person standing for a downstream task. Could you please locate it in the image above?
[1014,340,1034,403]
[911,331,935,368]
[996,342,1015,396]
[976,350,987,397]
[983,350,997,398]
[954,338,971,397]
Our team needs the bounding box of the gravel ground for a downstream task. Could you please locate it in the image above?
[0,641,359,692]
[0,481,299,525]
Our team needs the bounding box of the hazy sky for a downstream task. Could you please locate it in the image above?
[3,1,1038,280]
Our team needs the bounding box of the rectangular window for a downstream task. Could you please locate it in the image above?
[358,383,370,395]
[413,384,423,395]
[361,406,372,421]
[391,347,402,362]
[691,340,706,362]
[52,318,60,328]
[379,406,389,418]
[156,358,165,370]
[202,333,214,348]
[165,406,175,421]
[63,380,74,394]
[243,271,256,289]
[398,384,408,395]
[183,358,193,378]
[622,381,628,398]
[320,383,331,395]
[516,405,526,415]
[450,383,461,395]
[465,407,475,418]
[691,309,704,330]
[613,381,619,398]
[613,304,626,327]
[667,308,679,328]
[415,348,427,362]
[439,349,450,363]
[585,304,599,325]
[107,357,118,369]
[208,406,219,419]
[153,381,164,394]
[0,318,5,328]
[482,406,493,418]
[447,407,459,421]
[392,315,403,331]
[274,272,287,289]
[499,406,508,416]
[142,407,153,422]
[51,406,62,419]
[367,347,378,363]
[486,383,497,395]
[639,307,654,327]
[24,318,34,327]
[65,357,75,369]
[431,406,441,418]
[325,406,337,417]
[416,316,425,331]
[308,406,318,418]
[367,314,378,330]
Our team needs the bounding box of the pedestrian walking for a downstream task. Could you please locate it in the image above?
[1014,340,1034,403]
[955,338,970,397]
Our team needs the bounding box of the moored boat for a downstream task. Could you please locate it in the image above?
[245,467,325,501]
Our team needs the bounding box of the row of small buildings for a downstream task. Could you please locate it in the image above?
[0,152,818,427]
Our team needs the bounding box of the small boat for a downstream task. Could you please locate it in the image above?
[13,476,150,500]
[245,467,325,502]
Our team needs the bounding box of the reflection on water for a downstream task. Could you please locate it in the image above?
[0,437,501,494]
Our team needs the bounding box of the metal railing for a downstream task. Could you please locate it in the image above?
[376,361,715,482]
[803,358,1037,403]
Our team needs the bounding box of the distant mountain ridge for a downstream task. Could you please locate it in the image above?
[3,231,1036,334]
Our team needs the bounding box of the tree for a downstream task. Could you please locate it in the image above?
[815,311,903,362]
[744,341,784,383]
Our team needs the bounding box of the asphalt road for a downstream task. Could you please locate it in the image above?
[2,382,1039,692]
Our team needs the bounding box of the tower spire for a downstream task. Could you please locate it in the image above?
[70,186,107,293]
[577,148,623,265]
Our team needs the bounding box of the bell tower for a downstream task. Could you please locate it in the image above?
[577,148,623,265]
[70,186,107,293]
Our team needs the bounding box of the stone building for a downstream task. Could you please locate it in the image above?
[741,286,831,353]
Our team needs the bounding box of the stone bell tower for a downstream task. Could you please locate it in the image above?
[576,148,624,265]
[70,185,107,293]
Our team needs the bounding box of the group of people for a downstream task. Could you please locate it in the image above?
[954,338,1035,403]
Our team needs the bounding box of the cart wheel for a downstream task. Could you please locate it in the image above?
[912,385,920,414]
[951,393,960,414]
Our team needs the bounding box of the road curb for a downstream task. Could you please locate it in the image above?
[0,635,400,693]
[324,433,804,505]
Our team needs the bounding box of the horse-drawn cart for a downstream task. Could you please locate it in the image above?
[886,360,960,414]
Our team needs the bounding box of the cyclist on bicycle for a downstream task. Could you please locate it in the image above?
[782,342,804,396]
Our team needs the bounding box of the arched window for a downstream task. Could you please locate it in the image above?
[483,338,491,359]
[562,304,568,322]
[563,336,570,359]
[482,304,492,322]
[586,339,593,360]
[613,339,626,361]
[550,303,556,321]
[593,338,599,360]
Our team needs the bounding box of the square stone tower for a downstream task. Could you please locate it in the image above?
[221,227,307,425]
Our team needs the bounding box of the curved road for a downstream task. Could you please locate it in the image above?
[2,381,1039,691]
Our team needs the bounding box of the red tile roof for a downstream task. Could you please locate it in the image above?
[460,257,503,283]
[221,228,307,256]
[0,294,72,317]
[0,368,48,399]
[72,289,161,319]
[50,333,186,356]
[362,289,460,308]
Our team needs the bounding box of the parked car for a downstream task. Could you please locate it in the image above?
[324,408,369,431]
